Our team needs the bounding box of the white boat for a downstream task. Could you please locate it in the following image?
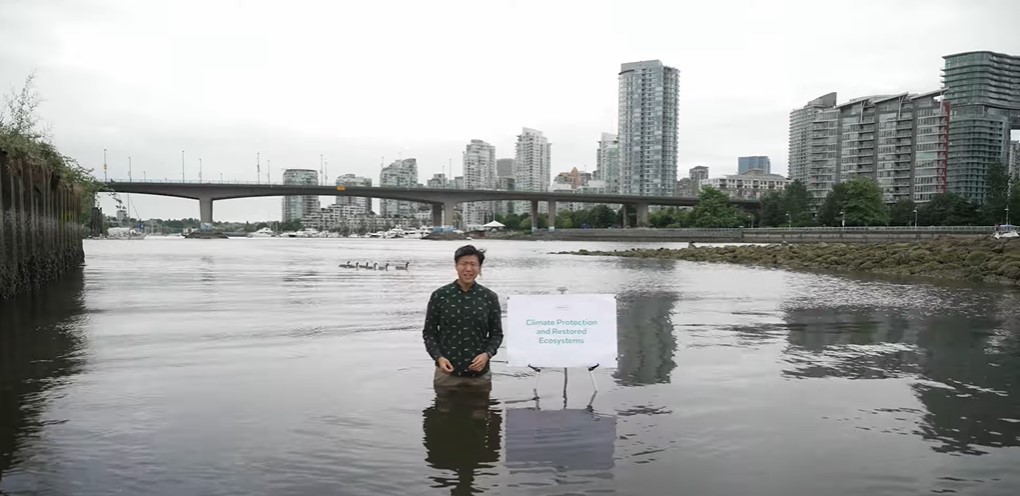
[107,227,146,240]
[247,227,276,238]
[993,224,1018,239]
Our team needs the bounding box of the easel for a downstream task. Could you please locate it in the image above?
[526,287,601,409]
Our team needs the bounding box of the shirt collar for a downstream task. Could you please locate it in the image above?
[452,280,477,293]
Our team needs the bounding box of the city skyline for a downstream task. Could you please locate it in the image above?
[2,0,1019,221]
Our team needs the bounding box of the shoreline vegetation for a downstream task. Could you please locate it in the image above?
[556,237,1020,287]
[0,75,100,214]
[1,74,99,299]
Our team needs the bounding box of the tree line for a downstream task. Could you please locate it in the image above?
[763,162,1016,227]
[494,162,1017,230]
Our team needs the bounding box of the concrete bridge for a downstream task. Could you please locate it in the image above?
[102,180,760,228]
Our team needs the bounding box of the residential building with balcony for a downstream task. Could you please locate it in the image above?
[704,169,790,200]
[789,90,949,205]
[1010,140,1020,181]
[334,174,372,215]
[942,51,1020,203]
[618,60,680,196]
[379,158,419,218]
[281,169,320,222]
[594,133,621,194]
[462,139,497,228]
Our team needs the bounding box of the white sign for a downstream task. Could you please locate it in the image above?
[506,294,618,368]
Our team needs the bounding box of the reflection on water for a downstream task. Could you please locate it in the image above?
[0,271,88,480]
[614,291,678,386]
[506,407,617,470]
[422,389,502,495]
[783,303,1020,456]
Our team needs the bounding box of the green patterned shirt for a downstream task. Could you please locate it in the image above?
[422,280,503,377]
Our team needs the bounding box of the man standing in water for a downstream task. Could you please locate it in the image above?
[422,244,503,390]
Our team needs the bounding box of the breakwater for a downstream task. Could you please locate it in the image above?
[559,237,1020,287]
[0,154,87,299]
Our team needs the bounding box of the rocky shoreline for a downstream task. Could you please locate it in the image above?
[557,237,1020,287]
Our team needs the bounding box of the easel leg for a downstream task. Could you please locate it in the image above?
[529,364,541,400]
[563,367,568,409]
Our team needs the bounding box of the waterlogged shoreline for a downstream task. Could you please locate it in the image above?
[558,237,1020,287]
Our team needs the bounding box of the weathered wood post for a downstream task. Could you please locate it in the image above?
[0,159,8,298]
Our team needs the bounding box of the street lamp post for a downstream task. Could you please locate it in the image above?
[913,208,918,228]
[1007,205,1011,225]
[840,209,846,229]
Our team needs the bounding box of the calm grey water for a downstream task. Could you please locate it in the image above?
[1,237,1019,496]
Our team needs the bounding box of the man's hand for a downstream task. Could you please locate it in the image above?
[436,357,454,373]
[468,352,490,372]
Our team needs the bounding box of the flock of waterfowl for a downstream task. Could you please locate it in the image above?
[338,261,410,271]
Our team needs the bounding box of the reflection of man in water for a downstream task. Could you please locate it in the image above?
[422,388,502,495]
[422,244,503,391]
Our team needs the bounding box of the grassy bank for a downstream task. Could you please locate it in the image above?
[557,237,1020,286]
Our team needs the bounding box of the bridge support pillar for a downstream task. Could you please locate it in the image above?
[635,202,649,228]
[547,200,556,231]
[621,205,629,228]
[431,203,443,229]
[199,196,214,226]
[443,201,457,229]
[530,200,539,232]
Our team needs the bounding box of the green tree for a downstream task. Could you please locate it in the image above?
[842,177,889,226]
[784,180,813,227]
[688,186,744,228]
[759,191,785,227]
[1,73,100,227]
[983,161,1010,225]
[816,183,847,227]
[571,208,591,228]
[889,199,917,226]
[589,205,617,228]
[555,211,574,229]
[494,213,521,230]
[816,178,889,227]
[918,193,980,226]
[279,219,303,232]
[1007,176,1015,224]
[650,207,689,228]
[516,213,548,230]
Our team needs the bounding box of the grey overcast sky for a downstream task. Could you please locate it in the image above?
[2,0,1019,222]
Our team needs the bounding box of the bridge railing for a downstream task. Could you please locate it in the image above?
[105,178,285,185]
[99,178,710,199]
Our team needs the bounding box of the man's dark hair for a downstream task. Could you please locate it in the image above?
[454,244,485,266]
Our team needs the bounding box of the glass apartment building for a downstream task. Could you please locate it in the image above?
[618,60,680,197]
[942,51,1020,203]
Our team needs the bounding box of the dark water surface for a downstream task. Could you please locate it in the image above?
[1,238,1018,495]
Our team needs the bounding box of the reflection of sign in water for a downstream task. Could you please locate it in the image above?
[505,409,616,470]
[507,294,618,368]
